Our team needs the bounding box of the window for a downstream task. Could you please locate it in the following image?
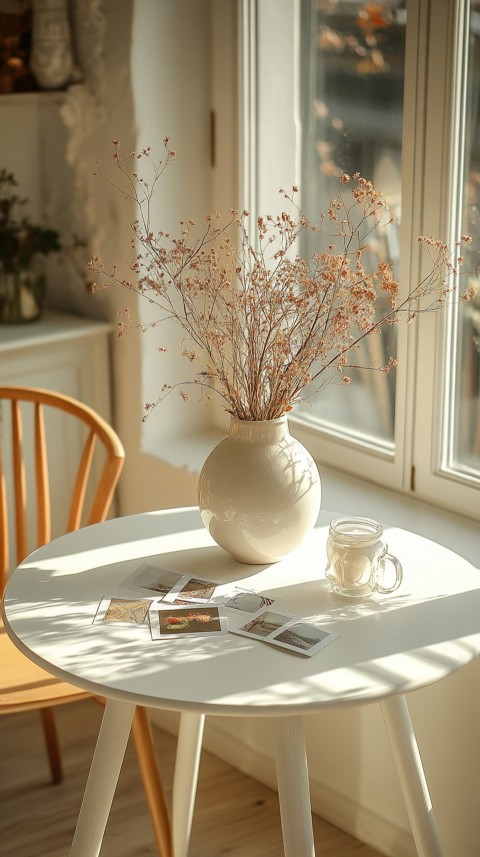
[243,0,480,519]
[296,0,405,451]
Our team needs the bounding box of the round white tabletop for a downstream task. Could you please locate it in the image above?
[4,506,480,717]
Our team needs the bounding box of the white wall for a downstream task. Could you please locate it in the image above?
[0,95,44,221]
[64,0,206,512]
[4,4,479,856]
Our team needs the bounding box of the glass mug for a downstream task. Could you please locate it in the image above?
[325,516,403,598]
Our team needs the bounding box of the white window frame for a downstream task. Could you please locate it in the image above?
[239,0,480,521]
[412,0,480,519]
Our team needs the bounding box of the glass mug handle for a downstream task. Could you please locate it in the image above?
[375,551,403,594]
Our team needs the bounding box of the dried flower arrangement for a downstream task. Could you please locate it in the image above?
[89,140,475,422]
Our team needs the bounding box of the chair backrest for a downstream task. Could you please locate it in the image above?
[0,385,125,595]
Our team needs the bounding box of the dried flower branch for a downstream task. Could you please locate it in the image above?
[89,140,475,422]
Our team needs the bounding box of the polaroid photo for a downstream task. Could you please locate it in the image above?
[194,583,275,612]
[93,595,155,626]
[232,610,338,657]
[234,609,289,639]
[119,564,185,597]
[149,605,228,639]
[222,588,275,614]
[270,620,339,657]
[163,575,221,604]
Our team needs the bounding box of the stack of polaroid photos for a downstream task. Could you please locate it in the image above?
[93,563,338,657]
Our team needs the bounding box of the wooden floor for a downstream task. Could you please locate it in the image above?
[0,699,384,857]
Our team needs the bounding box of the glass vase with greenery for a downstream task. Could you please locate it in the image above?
[0,169,61,323]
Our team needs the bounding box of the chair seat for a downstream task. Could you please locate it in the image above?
[0,618,88,713]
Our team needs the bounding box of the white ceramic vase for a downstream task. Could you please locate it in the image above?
[31,0,74,90]
[197,415,321,564]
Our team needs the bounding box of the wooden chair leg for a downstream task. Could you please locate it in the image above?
[131,706,172,857]
[39,707,63,784]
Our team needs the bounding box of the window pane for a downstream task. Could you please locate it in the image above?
[444,2,480,481]
[294,0,406,450]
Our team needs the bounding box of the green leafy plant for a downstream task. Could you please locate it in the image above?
[0,169,61,273]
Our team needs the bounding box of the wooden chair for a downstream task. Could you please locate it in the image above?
[0,385,171,857]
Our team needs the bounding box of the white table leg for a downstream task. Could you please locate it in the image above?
[381,694,444,857]
[69,699,135,857]
[172,712,205,857]
[275,716,316,857]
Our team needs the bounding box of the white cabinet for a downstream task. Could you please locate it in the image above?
[0,311,112,416]
[0,311,114,558]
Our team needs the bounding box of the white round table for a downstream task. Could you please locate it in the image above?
[4,507,480,857]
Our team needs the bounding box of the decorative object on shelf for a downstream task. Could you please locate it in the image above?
[89,141,476,563]
[0,168,61,323]
[0,267,45,323]
[325,516,403,597]
[0,0,36,94]
[68,0,106,97]
[30,0,73,90]
[198,415,320,564]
